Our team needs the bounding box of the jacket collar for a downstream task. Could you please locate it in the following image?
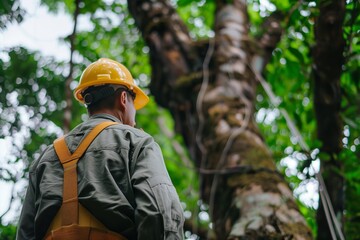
[89,113,122,123]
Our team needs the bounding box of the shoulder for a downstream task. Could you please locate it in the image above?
[107,124,154,143]
[28,145,55,173]
[85,123,157,153]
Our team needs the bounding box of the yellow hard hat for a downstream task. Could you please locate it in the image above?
[74,58,149,110]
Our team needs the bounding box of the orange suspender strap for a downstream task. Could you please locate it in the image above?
[53,121,118,226]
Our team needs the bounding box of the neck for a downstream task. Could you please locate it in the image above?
[89,109,123,123]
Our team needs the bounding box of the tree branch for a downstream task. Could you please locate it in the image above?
[63,0,81,133]
[127,0,202,163]
[253,12,283,74]
[127,0,200,107]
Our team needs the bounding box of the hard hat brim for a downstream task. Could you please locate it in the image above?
[132,85,150,110]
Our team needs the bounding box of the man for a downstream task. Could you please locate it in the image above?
[17,58,185,239]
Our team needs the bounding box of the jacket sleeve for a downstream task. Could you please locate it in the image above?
[16,174,36,240]
[131,137,184,240]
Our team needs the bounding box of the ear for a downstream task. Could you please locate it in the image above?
[117,91,127,111]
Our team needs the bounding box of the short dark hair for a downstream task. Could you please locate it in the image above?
[82,85,133,115]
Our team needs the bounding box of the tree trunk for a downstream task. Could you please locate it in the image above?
[312,0,346,239]
[128,0,313,239]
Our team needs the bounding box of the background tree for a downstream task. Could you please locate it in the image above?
[0,0,359,239]
[128,0,311,239]
[312,0,345,239]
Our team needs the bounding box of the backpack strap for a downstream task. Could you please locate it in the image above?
[53,121,118,226]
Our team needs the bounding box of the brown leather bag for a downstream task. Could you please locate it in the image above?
[45,122,126,240]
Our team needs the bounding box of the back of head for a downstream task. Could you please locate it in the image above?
[81,84,129,114]
[74,58,149,111]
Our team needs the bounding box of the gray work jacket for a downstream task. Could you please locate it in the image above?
[16,114,184,240]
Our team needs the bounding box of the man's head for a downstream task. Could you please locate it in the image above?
[74,58,149,126]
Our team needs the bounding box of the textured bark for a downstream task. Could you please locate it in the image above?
[312,0,346,239]
[128,0,312,239]
[128,0,201,158]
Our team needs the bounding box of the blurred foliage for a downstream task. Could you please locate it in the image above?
[0,47,72,174]
[0,0,25,29]
[341,2,360,236]
[176,0,215,38]
[0,0,359,238]
[0,223,16,240]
